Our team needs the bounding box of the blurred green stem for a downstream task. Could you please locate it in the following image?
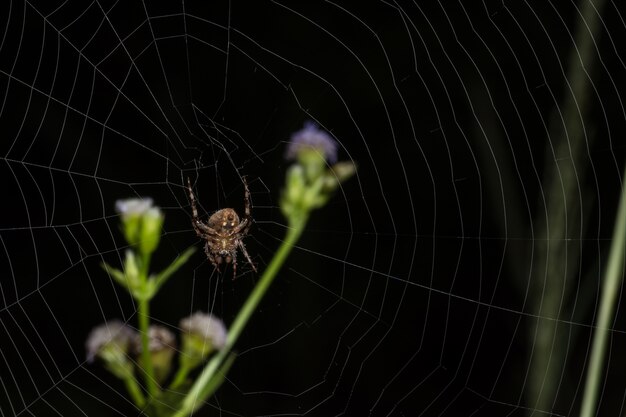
[579,169,626,417]
[527,0,605,411]
[226,215,307,351]
[138,288,158,397]
[123,373,146,408]
[169,363,191,390]
[172,215,308,417]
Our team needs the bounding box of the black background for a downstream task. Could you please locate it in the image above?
[1,1,626,416]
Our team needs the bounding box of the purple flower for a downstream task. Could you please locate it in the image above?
[285,122,338,164]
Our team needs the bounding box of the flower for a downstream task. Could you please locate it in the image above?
[133,325,176,353]
[115,197,164,254]
[133,325,176,384]
[115,198,154,217]
[285,121,339,165]
[86,320,135,361]
[179,312,227,370]
[85,320,136,379]
[280,123,355,221]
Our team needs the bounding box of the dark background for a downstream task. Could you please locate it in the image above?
[1,1,625,416]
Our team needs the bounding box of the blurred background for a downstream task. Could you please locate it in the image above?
[1,1,625,416]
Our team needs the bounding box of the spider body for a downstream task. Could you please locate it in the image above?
[187,177,257,278]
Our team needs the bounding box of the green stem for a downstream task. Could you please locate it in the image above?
[172,215,308,417]
[225,216,307,350]
[139,291,158,397]
[123,373,146,408]
[169,364,191,390]
[136,251,159,397]
[579,169,626,417]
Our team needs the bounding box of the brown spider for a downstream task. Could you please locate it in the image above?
[187,177,257,278]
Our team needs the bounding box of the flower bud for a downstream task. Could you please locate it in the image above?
[115,198,163,255]
[133,325,176,384]
[85,320,136,379]
[330,161,357,185]
[280,122,356,221]
[179,312,227,370]
[285,121,338,165]
[139,207,164,255]
[123,250,141,289]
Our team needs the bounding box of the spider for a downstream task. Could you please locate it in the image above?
[187,177,257,279]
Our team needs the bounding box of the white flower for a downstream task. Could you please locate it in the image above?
[115,198,154,218]
[86,320,135,362]
[180,312,227,350]
[114,197,163,253]
[179,312,227,369]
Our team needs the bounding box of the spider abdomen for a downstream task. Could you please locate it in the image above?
[208,208,240,231]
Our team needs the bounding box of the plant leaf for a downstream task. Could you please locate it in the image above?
[153,247,196,292]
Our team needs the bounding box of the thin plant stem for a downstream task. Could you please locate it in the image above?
[139,292,158,397]
[527,0,606,409]
[169,364,190,390]
[579,172,626,417]
[172,215,308,417]
[136,252,158,397]
[225,216,306,350]
[123,374,146,408]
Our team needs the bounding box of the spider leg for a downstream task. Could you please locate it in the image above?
[193,220,216,237]
[242,175,252,221]
[233,218,249,234]
[187,177,200,219]
[233,177,253,236]
[238,240,257,273]
[231,253,237,280]
[187,177,218,236]
[204,243,220,272]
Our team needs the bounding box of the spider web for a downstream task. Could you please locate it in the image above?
[1,1,625,416]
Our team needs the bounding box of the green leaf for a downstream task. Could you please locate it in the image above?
[101,262,130,292]
[153,247,196,292]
